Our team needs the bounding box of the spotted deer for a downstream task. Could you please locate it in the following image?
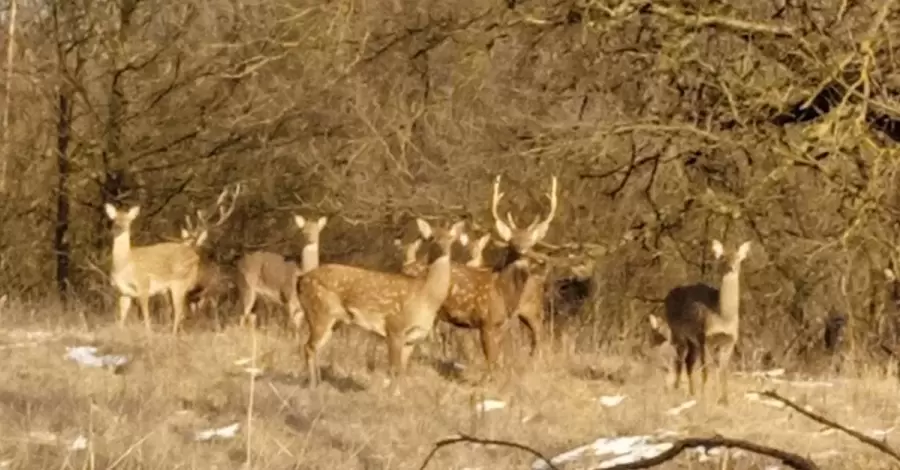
[105,204,202,334]
[236,215,328,332]
[179,184,242,329]
[398,176,558,375]
[654,239,751,404]
[299,218,467,389]
[394,231,486,361]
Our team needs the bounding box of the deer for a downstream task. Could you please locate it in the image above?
[179,184,242,330]
[652,239,751,405]
[105,204,201,334]
[298,218,467,389]
[395,176,558,377]
[235,215,328,333]
[393,231,490,363]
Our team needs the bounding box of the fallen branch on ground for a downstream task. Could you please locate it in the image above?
[418,434,559,470]
[418,433,820,470]
[761,390,900,463]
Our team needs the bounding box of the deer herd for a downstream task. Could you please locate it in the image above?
[102,175,752,403]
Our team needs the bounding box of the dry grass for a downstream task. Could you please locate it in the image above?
[0,301,898,470]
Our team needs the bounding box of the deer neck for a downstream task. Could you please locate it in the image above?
[420,253,452,309]
[493,246,522,272]
[719,268,741,321]
[111,229,132,271]
[301,243,319,274]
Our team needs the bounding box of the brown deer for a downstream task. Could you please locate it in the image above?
[299,218,466,389]
[397,176,558,376]
[105,204,201,334]
[179,184,242,330]
[236,215,327,331]
[656,239,751,404]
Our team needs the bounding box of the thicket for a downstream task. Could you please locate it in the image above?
[1,0,899,365]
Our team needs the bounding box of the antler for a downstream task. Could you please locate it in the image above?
[184,182,243,235]
[491,175,506,225]
[493,174,558,243]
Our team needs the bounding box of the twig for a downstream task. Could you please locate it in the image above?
[418,434,560,470]
[0,0,18,193]
[595,436,819,469]
[418,433,820,470]
[760,390,900,463]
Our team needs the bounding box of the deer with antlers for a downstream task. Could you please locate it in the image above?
[396,176,558,376]
[179,184,243,330]
[235,214,328,332]
[104,184,240,334]
[299,218,467,389]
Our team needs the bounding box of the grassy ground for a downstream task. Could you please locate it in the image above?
[0,299,898,470]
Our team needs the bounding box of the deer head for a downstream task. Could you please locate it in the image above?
[491,175,558,256]
[181,183,242,244]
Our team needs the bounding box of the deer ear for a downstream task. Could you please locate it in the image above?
[293,215,306,229]
[415,218,433,239]
[317,216,328,229]
[711,239,724,259]
[494,219,513,242]
[477,234,490,249]
[530,221,550,244]
[737,241,751,261]
[126,206,141,221]
[104,204,117,220]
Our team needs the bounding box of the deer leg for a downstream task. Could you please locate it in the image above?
[479,325,500,379]
[684,343,699,396]
[170,286,189,335]
[305,316,336,389]
[116,295,133,327]
[137,294,152,333]
[385,332,404,390]
[238,281,256,328]
[716,342,735,405]
[671,343,685,390]
[517,312,542,357]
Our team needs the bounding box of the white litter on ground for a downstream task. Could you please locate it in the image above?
[69,435,88,450]
[195,423,240,441]
[25,431,88,450]
[475,399,506,412]
[64,346,128,368]
[597,395,626,408]
[533,430,752,470]
[867,426,895,438]
[665,400,696,416]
